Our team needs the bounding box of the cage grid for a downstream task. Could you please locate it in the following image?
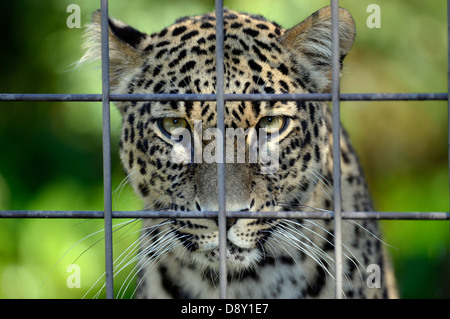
[0,0,449,299]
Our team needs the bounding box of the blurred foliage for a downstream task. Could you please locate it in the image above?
[0,0,448,298]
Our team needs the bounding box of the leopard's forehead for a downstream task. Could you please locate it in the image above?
[125,10,304,127]
[145,10,284,56]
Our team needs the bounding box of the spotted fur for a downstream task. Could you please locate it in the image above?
[82,6,396,298]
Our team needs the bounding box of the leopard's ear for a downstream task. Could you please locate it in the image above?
[279,6,355,93]
[79,10,150,91]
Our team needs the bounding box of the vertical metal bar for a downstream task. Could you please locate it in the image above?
[100,0,114,299]
[331,0,343,299]
[215,0,227,299]
[447,0,450,260]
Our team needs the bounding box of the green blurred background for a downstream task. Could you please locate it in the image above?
[0,0,448,298]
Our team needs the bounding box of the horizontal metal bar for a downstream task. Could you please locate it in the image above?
[341,211,450,220]
[0,93,447,102]
[340,93,448,101]
[0,94,104,102]
[0,210,449,220]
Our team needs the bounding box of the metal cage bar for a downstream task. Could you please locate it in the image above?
[447,0,450,241]
[0,92,447,102]
[0,0,448,299]
[1,210,449,220]
[100,0,114,299]
[214,0,228,299]
[330,0,343,299]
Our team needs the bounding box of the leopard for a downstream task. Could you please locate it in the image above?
[81,6,397,298]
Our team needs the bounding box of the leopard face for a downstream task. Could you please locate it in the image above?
[82,7,392,298]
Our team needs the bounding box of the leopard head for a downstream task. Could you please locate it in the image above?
[82,6,355,273]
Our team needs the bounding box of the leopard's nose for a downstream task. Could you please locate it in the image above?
[226,207,249,229]
[196,163,252,215]
[226,218,237,230]
[213,208,248,230]
[213,217,237,229]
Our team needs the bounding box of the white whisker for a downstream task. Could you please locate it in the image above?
[311,169,334,202]
[82,220,175,299]
[112,172,137,209]
[116,225,178,298]
[280,219,363,289]
[129,231,191,298]
[346,219,397,250]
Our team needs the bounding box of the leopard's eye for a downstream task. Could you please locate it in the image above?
[257,116,287,134]
[158,118,188,139]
